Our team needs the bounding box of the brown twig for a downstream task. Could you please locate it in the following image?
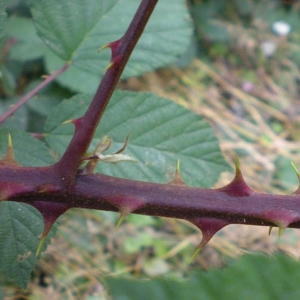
[0,62,70,124]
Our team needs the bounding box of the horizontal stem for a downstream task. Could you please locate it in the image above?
[4,165,300,230]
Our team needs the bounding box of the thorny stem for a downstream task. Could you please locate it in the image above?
[56,0,159,187]
[0,62,70,124]
[1,0,299,258]
[3,166,300,230]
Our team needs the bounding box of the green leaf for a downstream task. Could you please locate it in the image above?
[45,91,230,187]
[0,128,55,166]
[24,80,72,116]
[0,0,7,50]
[32,0,120,61]
[7,17,46,61]
[0,202,57,289]
[0,97,28,130]
[0,64,17,95]
[32,0,192,93]
[105,254,300,300]
[124,233,153,254]
[0,130,57,289]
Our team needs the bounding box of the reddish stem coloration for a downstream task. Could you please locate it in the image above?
[0,0,298,254]
[56,0,159,187]
[2,165,300,230]
[0,62,70,124]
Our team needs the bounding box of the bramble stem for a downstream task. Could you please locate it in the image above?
[3,166,300,230]
[56,0,159,187]
[0,62,70,124]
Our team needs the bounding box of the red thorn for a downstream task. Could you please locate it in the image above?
[190,218,228,251]
[32,201,69,257]
[168,160,186,186]
[106,195,146,216]
[109,39,122,55]
[98,39,122,55]
[259,209,300,229]
[218,158,254,196]
[169,172,186,186]
[106,54,122,70]
[0,134,20,166]
[70,117,82,130]
[31,201,69,238]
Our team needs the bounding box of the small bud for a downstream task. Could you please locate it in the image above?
[82,134,136,174]
[95,135,112,154]
[96,153,137,164]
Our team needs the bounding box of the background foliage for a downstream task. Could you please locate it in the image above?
[1,0,300,299]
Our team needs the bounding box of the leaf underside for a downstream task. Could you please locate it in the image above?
[0,202,57,289]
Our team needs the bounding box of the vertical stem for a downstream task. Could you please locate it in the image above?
[56,0,159,187]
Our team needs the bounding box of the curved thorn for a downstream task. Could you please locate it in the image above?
[116,211,128,229]
[36,236,46,257]
[115,133,131,154]
[104,61,114,71]
[291,161,300,180]
[97,43,110,53]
